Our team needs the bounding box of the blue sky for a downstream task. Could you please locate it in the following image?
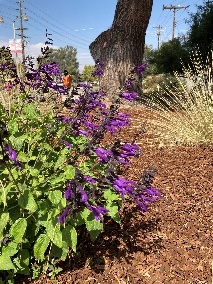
[0,0,204,71]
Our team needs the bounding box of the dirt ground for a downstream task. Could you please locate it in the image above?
[19,105,212,284]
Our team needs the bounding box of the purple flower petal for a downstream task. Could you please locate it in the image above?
[121,92,137,101]
[78,185,88,202]
[64,183,73,200]
[57,207,70,223]
[94,147,113,163]
[84,175,97,184]
[4,143,22,170]
[61,140,72,150]
[87,204,109,221]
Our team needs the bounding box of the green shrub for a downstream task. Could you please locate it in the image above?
[0,53,160,282]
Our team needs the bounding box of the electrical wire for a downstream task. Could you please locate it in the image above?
[27,15,90,47]
[26,21,89,51]
[1,0,96,49]
[25,0,94,41]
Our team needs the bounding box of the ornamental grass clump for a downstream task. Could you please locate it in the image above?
[144,50,213,146]
[0,48,160,281]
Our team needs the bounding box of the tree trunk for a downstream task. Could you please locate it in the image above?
[89,0,153,96]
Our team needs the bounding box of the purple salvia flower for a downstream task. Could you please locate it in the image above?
[57,207,70,223]
[98,61,104,68]
[121,92,137,101]
[84,175,97,185]
[94,147,113,163]
[84,121,99,131]
[104,117,130,135]
[113,177,136,199]
[135,198,147,211]
[57,116,71,124]
[135,63,148,75]
[104,125,117,135]
[4,144,17,161]
[87,204,109,221]
[144,187,162,199]
[19,84,25,92]
[78,129,89,137]
[125,79,132,88]
[94,69,103,77]
[78,185,88,202]
[122,143,139,152]
[61,140,72,150]
[64,183,73,200]
[137,193,155,205]
[77,83,88,90]
[117,112,131,119]
[95,59,104,68]
[4,143,22,170]
[46,267,52,274]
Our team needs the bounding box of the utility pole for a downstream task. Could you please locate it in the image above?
[163,5,190,40]
[152,25,163,50]
[16,0,28,62]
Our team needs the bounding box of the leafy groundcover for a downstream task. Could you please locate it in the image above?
[18,105,213,284]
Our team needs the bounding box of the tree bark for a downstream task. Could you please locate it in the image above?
[89,0,153,96]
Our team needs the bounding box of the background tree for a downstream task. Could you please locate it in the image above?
[0,47,17,79]
[89,0,153,96]
[81,65,98,83]
[142,45,158,75]
[150,39,188,74]
[185,0,213,57]
[46,45,79,81]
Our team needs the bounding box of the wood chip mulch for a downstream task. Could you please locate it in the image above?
[19,105,213,284]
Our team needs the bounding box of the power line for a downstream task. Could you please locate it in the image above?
[152,25,164,49]
[25,7,91,44]
[1,0,95,47]
[26,22,89,51]
[25,0,94,41]
[163,4,190,40]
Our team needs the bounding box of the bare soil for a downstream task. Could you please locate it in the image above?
[18,105,213,284]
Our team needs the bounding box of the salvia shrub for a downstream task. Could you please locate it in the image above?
[0,48,161,282]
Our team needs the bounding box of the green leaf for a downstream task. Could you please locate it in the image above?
[54,149,67,170]
[9,206,21,223]
[63,165,75,179]
[105,202,121,223]
[0,254,15,270]
[104,189,121,201]
[34,234,50,261]
[48,174,65,186]
[23,104,39,119]
[46,221,62,248]
[62,225,77,252]
[11,168,19,179]
[17,151,28,163]
[29,168,39,177]
[80,207,90,221]
[0,184,11,208]
[9,133,28,151]
[18,190,38,212]
[2,242,18,257]
[38,199,52,214]
[20,248,30,266]
[48,190,62,205]
[10,218,27,243]
[50,241,68,261]
[7,120,18,134]
[0,212,9,235]
[13,249,30,275]
[86,214,103,242]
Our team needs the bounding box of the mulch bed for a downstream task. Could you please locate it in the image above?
[19,105,213,284]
